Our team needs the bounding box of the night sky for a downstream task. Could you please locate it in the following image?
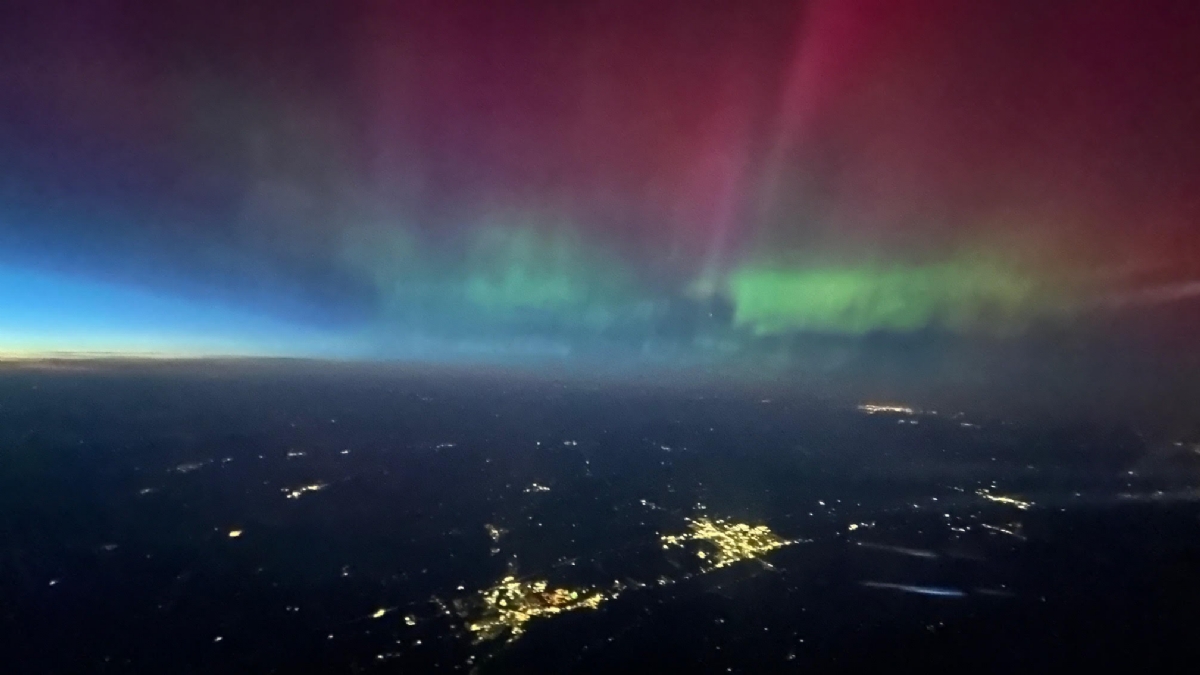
[2,0,1198,360]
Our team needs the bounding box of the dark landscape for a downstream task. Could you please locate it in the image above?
[3,361,1199,673]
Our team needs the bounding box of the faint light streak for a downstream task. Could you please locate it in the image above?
[854,541,939,559]
[980,523,1027,540]
[860,581,965,598]
[974,587,1016,598]
[1099,280,1200,309]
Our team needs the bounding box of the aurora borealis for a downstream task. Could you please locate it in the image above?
[1,0,1198,361]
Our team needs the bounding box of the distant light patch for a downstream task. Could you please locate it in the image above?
[485,524,507,542]
[284,482,327,499]
[661,516,795,569]
[459,576,623,643]
[172,460,211,474]
[976,489,1033,510]
[858,404,916,415]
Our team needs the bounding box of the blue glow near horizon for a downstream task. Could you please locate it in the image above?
[0,263,729,365]
[0,264,355,357]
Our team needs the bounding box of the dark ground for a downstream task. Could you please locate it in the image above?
[2,360,1199,673]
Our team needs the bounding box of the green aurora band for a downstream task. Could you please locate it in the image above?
[463,226,639,330]
[342,220,1081,345]
[727,256,1066,335]
[342,221,646,337]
